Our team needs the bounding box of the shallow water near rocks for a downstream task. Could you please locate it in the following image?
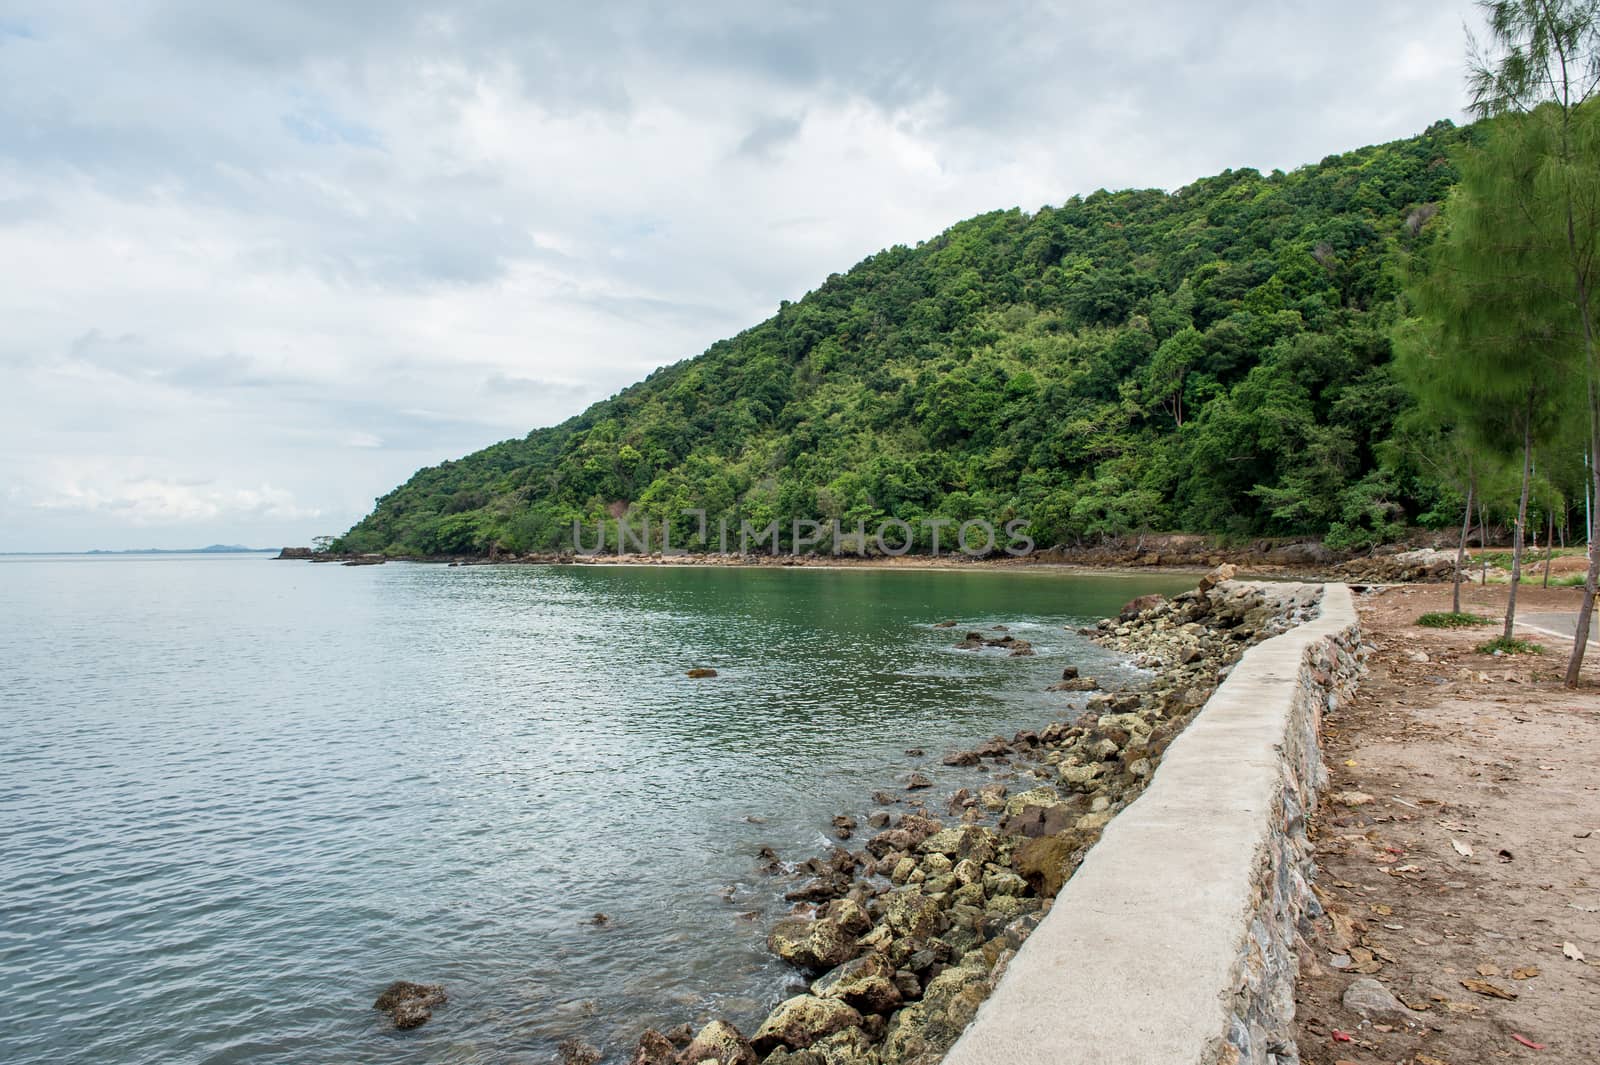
[0,555,1193,1064]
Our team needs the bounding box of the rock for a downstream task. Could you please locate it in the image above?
[1197,563,1236,591]
[557,1039,601,1065]
[682,1019,759,1065]
[1341,977,1416,1023]
[941,749,980,767]
[1335,790,1376,808]
[786,875,851,903]
[686,667,718,678]
[630,1029,679,1065]
[1060,665,1080,680]
[1264,541,1333,566]
[824,898,872,936]
[752,995,863,1054]
[954,632,986,649]
[879,963,990,1064]
[770,916,860,971]
[1008,641,1036,657]
[903,748,925,757]
[812,952,903,1014]
[904,772,933,790]
[1048,676,1100,692]
[884,890,944,940]
[1118,593,1168,620]
[1013,831,1089,898]
[831,815,857,840]
[867,811,891,828]
[372,981,446,1029]
[933,620,957,628]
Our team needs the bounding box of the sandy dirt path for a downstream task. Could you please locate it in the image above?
[1295,583,1600,1065]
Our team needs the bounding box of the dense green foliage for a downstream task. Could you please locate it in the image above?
[341,122,1479,556]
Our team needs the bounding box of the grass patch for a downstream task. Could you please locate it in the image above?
[1417,611,1493,629]
[1475,636,1546,656]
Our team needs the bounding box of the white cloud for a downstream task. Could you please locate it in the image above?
[27,463,320,527]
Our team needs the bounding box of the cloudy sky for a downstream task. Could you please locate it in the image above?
[0,1,1474,551]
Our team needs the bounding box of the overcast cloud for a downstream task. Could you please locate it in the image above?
[0,1,1473,551]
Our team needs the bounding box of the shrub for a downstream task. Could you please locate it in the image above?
[1475,636,1545,655]
[1417,611,1492,628]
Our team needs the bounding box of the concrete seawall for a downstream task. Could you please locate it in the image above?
[944,583,1362,1065]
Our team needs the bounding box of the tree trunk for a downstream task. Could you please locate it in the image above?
[1567,368,1600,686]
[1454,477,1474,615]
[1544,510,1554,588]
[1503,411,1533,641]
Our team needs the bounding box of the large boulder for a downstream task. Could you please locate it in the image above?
[883,890,944,940]
[1013,830,1093,898]
[1118,593,1167,620]
[811,952,903,1014]
[752,995,863,1054]
[629,1029,679,1065]
[770,916,860,971]
[681,1019,758,1065]
[879,963,990,1065]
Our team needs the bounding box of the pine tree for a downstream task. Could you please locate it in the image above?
[1403,127,1576,640]
[1468,0,1600,682]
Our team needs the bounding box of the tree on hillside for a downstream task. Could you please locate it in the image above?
[1468,0,1600,683]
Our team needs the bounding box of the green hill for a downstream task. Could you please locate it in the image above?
[338,120,1471,557]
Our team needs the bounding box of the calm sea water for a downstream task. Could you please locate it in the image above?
[0,555,1192,1065]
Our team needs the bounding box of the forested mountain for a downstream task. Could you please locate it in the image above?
[339,120,1473,556]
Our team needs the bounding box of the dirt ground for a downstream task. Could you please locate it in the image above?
[1295,582,1600,1065]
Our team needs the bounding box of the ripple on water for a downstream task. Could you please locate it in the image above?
[0,556,1193,1064]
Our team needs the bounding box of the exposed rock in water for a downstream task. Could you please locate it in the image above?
[629,1029,679,1065]
[769,916,860,971]
[904,772,933,790]
[932,619,957,628]
[556,1039,601,1065]
[830,814,857,840]
[1048,676,1099,692]
[681,1019,758,1065]
[686,667,718,678]
[1007,641,1035,657]
[372,980,446,1030]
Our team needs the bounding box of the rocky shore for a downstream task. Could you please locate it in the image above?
[277,539,1461,583]
[611,571,1327,1065]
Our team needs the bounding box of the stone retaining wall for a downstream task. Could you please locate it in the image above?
[943,583,1362,1065]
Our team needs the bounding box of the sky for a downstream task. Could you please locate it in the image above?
[0,1,1476,552]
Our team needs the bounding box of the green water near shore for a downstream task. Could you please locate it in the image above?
[0,556,1192,1063]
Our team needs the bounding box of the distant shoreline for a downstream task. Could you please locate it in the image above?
[0,547,274,557]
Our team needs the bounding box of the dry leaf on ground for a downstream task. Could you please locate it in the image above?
[1450,838,1473,858]
[1562,941,1586,962]
[1460,978,1517,1000]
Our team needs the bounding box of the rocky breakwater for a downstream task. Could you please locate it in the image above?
[625,573,1318,1065]
[941,582,1361,1065]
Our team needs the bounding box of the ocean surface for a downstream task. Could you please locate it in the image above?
[0,554,1193,1064]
